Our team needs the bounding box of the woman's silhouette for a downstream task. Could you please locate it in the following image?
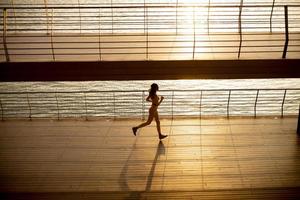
[132,83,168,140]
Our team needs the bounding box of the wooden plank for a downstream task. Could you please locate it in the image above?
[0,118,300,199]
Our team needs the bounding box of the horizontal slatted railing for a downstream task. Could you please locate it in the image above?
[0,89,299,120]
[0,4,299,61]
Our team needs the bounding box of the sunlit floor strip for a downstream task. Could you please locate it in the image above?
[0,117,299,199]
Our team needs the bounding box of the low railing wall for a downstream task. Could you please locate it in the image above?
[0,89,299,120]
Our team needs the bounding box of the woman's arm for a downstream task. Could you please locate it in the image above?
[158,96,164,105]
[146,95,152,102]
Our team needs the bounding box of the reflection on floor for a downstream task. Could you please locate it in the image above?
[0,117,300,199]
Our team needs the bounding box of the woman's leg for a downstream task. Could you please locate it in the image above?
[136,110,154,129]
[154,111,161,134]
[132,109,154,136]
[154,111,168,139]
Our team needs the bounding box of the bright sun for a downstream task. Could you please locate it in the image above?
[176,0,208,34]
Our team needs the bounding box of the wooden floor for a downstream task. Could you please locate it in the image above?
[0,117,300,199]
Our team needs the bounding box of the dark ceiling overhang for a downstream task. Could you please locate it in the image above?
[1,59,300,81]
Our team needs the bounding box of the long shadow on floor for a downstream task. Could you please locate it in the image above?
[119,140,165,199]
